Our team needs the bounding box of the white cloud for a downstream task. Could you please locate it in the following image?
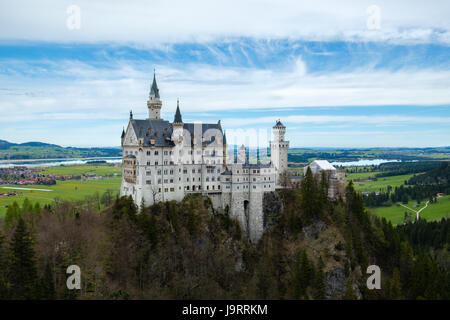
[1,0,450,45]
[1,58,450,125]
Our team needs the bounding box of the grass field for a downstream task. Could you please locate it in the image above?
[0,177,121,217]
[348,173,414,193]
[37,164,122,176]
[370,196,450,226]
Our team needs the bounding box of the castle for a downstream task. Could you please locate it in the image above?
[120,73,289,242]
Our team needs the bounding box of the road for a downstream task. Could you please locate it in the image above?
[400,200,430,221]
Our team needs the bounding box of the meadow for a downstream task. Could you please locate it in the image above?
[0,175,121,217]
[38,164,122,176]
[347,172,415,193]
[371,195,450,226]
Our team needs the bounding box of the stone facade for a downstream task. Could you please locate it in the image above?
[303,160,346,199]
[120,74,288,242]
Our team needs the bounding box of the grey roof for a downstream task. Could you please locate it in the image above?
[221,170,232,175]
[243,163,272,169]
[273,120,285,128]
[150,73,160,98]
[125,154,136,159]
[129,119,223,147]
[174,101,182,123]
[131,119,174,147]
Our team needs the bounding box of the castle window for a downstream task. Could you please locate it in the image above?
[218,185,220,190]
[164,151,168,155]
[146,171,151,175]
[164,170,168,175]
[253,185,256,189]
[192,169,195,173]
[164,188,168,192]
[164,161,168,165]
[147,151,151,156]
[170,179,173,183]
[170,188,174,192]
[164,179,168,183]
[155,151,159,155]
[157,170,161,175]
[155,161,159,165]
[158,178,161,184]
[170,169,173,175]
[147,162,150,166]
[146,180,151,185]
[207,186,209,190]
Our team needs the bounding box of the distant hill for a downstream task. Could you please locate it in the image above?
[0,139,122,160]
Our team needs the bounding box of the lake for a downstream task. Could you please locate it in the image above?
[330,159,401,167]
[0,157,122,168]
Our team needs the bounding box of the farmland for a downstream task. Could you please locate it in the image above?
[371,195,450,225]
[0,164,122,217]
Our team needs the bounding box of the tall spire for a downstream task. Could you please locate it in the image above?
[130,110,133,119]
[147,69,162,120]
[150,70,160,98]
[174,98,183,123]
[223,130,227,145]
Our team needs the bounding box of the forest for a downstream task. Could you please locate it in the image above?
[0,168,448,300]
[363,162,450,207]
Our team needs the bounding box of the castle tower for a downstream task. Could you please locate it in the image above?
[238,144,246,164]
[222,130,228,166]
[172,99,184,163]
[270,120,289,184]
[147,71,162,120]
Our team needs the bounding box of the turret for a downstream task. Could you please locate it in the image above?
[223,130,228,166]
[121,127,125,146]
[147,71,162,120]
[238,144,246,164]
[270,120,289,185]
[172,99,184,163]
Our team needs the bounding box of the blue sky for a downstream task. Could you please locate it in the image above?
[0,0,449,147]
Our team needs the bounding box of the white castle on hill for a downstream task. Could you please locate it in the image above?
[120,73,344,242]
[120,73,289,242]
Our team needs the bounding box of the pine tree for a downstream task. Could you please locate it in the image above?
[4,201,20,228]
[9,218,38,299]
[300,167,319,221]
[389,268,402,300]
[293,249,313,299]
[0,230,9,298]
[312,257,326,300]
[39,262,56,300]
[343,277,355,300]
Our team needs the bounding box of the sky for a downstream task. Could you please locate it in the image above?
[0,0,449,148]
